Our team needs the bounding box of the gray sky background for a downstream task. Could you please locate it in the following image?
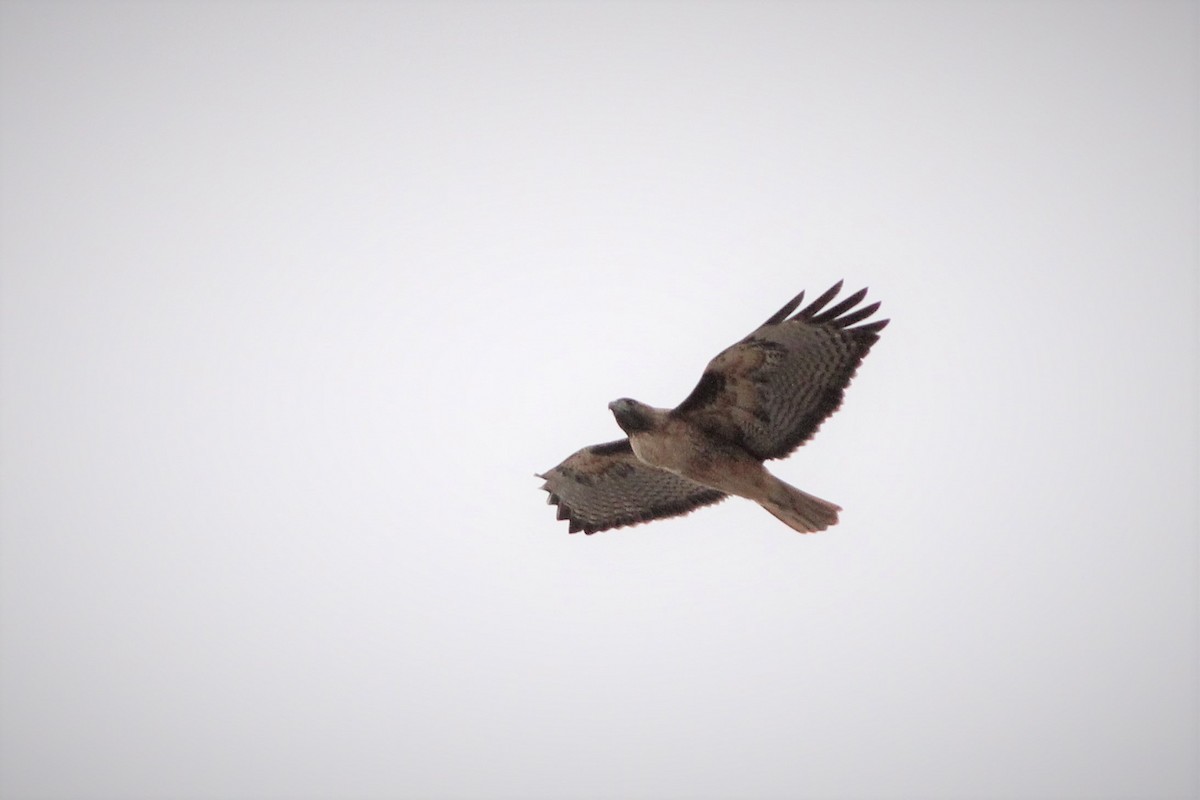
[1,2,1196,799]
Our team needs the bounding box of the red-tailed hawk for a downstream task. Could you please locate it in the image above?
[537,281,888,534]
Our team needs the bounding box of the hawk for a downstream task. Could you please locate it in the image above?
[537,281,888,534]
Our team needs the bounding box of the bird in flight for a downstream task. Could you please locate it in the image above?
[537,281,888,534]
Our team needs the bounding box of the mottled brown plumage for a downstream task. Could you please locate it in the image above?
[538,281,887,535]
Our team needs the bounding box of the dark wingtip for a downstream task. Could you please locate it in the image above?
[762,289,806,326]
[836,300,880,328]
[785,283,887,331]
[810,286,868,324]
[855,318,890,334]
[795,281,844,320]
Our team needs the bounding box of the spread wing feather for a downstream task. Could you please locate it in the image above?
[538,439,727,534]
[673,281,888,460]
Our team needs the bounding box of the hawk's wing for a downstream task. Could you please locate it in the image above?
[537,439,727,534]
[672,281,888,461]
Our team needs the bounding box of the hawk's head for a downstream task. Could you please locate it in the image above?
[608,398,656,434]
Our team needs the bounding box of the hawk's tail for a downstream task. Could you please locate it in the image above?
[760,478,841,533]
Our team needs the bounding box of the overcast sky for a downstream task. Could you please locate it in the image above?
[1,2,1196,799]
